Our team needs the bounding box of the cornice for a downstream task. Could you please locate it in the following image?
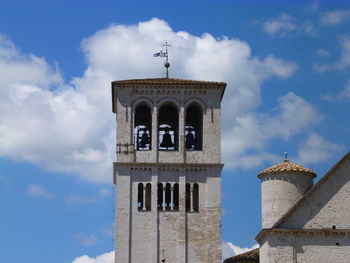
[114,162,224,171]
[256,228,350,243]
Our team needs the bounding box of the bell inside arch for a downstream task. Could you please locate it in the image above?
[134,125,151,150]
[160,127,174,149]
[139,129,150,149]
[134,104,152,151]
[185,127,195,150]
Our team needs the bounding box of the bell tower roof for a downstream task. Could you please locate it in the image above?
[112,78,226,113]
[112,77,226,87]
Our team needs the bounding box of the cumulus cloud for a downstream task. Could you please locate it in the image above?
[222,242,258,260]
[72,251,114,263]
[70,242,257,262]
[315,48,330,57]
[65,188,111,206]
[0,34,113,183]
[321,9,350,25]
[261,13,315,36]
[222,92,321,169]
[297,133,344,164]
[313,35,350,72]
[73,233,98,247]
[26,184,53,198]
[305,0,320,13]
[0,18,301,182]
[321,80,350,102]
[262,13,296,36]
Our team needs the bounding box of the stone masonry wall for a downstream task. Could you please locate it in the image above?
[261,173,313,228]
[279,160,350,229]
[260,231,350,263]
[114,165,222,263]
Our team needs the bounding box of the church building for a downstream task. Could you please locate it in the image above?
[111,74,350,263]
[225,151,350,263]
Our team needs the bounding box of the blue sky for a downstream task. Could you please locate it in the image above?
[0,0,349,262]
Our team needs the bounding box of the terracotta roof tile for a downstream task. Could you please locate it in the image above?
[258,160,316,178]
[112,77,226,86]
[223,248,259,263]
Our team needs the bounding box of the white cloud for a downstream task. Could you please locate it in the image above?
[26,184,53,198]
[313,35,350,72]
[73,233,98,247]
[99,188,111,197]
[261,13,315,36]
[321,9,350,25]
[297,133,344,164]
[65,188,111,206]
[305,1,320,13]
[70,242,257,263]
[222,241,259,260]
[222,92,321,169]
[262,13,297,36]
[0,34,114,183]
[0,18,300,182]
[315,48,330,57]
[321,80,350,102]
[72,251,114,263]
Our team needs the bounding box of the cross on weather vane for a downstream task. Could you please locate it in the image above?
[153,40,172,78]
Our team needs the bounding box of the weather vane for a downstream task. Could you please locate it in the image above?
[153,40,172,78]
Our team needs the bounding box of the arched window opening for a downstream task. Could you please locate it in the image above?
[158,104,178,151]
[185,104,202,151]
[157,183,163,211]
[193,183,199,212]
[138,183,144,211]
[134,104,152,151]
[185,183,191,212]
[173,183,179,211]
[165,183,171,211]
[145,183,152,211]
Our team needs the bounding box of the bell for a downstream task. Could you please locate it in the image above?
[185,130,195,150]
[139,132,150,148]
[160,128,174,149]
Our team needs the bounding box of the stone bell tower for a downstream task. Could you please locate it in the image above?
[111,78,226,263]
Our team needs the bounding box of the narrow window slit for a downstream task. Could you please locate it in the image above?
[137,183,143,211]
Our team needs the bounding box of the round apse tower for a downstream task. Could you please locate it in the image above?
[258,155,316,228]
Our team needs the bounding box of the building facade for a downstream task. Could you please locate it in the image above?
[256,152,350,263]
[225,152,350,263]
[111,78,226,263]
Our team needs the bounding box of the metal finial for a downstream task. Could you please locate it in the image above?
[153,40,172,78]
[284,152,289,162]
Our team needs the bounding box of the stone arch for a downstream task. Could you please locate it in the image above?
[132,97,154,111]
[134,103,152,150]
[157,97,181,111]
[185,102,203,151]
[158,101,179,151]
[184,97,206,112]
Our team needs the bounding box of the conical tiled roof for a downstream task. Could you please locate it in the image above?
[258,160,316,178]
